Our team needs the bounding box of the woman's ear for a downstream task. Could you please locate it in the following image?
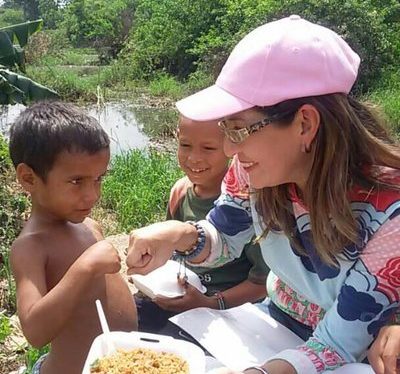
[16,163,39,193]
[298,104,320,151]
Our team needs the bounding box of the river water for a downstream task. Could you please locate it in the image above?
[0,102,177,155]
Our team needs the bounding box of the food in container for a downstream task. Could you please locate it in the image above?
[82,331,205,374]
[90,347,189,373]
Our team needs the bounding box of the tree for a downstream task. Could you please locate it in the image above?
[38,0,62,29]
[63,0,135,61]
[2,1,40,21]
[121,0,225,79]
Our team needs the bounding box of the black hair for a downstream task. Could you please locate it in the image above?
[9,101,110,180]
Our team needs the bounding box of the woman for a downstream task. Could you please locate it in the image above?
[127,15,400,374]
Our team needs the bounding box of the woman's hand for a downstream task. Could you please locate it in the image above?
[126,220,197,275]
[368,325,400,374]
[154,282,215,313]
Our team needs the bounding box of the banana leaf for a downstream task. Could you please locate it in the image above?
[0,68,59,105]
[0,20,42,71]
[0,19,42,48]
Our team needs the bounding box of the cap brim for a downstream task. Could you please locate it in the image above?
[176,84,254,121]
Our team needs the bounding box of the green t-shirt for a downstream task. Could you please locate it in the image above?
[167,177,269,296]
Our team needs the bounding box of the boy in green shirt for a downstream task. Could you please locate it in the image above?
[136,116,269,333]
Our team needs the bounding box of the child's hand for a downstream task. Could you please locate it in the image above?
[78,240,121,277]
[154,282,210,312]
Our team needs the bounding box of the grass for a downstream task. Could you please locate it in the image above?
[34,48,99,67]
[148,73,185,100]
[26,65,106,102]
[25,46,215,104]
[0,313,11,343]
[24,346,49,374]
[100,148,183,232]
[366,70,400,135]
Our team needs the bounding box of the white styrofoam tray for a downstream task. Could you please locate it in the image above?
[131,260,207,299]
[82,330,205,374]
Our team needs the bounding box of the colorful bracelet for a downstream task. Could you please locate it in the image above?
[244,366,269,374]
[214,291,226,310]
[174,221,206,261]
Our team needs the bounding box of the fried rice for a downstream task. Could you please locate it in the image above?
[90,347,189,374]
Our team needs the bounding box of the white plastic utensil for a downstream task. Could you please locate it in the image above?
[95,299,116,354]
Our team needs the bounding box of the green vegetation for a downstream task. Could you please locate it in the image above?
[366,70,400,134]
[101,149,183,232]
[1,0,395,107]
[0,313,11,343]
[121,0,400,92]
[0,7,24,29]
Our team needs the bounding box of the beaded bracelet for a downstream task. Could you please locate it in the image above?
[174,221,206,261]
[244,366,269,374]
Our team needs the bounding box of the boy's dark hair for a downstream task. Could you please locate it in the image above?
[9,101,110,180]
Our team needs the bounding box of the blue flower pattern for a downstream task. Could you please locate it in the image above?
[209,203,252,236]
[291,229,340,280]
[337,285,383,322]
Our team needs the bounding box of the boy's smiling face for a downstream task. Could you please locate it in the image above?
[177,117,229,197]
[29,148,110,223]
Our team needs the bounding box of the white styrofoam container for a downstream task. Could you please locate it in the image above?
[82,331,205,374]
[131,260,207,299]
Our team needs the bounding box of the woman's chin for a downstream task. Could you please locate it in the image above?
[249,176,273,189]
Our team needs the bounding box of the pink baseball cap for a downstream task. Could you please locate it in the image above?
[176,15,360,121]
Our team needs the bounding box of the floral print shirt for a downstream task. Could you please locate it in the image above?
[197,157,400,373]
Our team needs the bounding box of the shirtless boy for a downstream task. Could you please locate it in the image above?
[9,102,137,374]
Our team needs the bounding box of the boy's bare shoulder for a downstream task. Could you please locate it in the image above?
[10,230,48,274]
[11,228,48,254]
[83,217,104,240]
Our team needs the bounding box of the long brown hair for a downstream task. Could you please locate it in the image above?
[255,93,400,264]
